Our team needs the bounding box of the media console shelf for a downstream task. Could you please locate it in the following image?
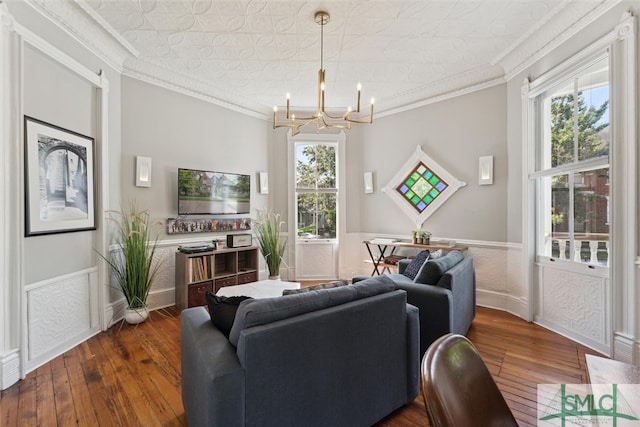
[175,246,259,309]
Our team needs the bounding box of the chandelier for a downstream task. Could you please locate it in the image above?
[273,11,375,136]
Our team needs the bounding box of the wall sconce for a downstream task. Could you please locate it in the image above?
[478,155,493,185]
[136,156,152,187]
[364,171,374,194]
[259,172,269,194]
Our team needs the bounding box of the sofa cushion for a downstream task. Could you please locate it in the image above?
[205,293,253,338]
[282,279,348,295]
[229,275,396,347]
[415,250,464,284]
[402,250,430,280]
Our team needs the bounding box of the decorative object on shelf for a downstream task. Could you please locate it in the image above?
[254,209,287,279]
[383,145,466,228]
[167,217,251,234]
[97,201,161,324]
[273,11,374,136]
[415,231,432,245]
[24,116,96,236]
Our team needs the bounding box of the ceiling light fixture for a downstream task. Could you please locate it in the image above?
[273,11,375,136]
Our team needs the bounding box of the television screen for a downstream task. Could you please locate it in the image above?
[178,168,250,215]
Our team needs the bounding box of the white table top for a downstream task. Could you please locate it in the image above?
[215,279,301,299]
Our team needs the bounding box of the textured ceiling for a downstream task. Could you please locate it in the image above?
[28,0,613,118]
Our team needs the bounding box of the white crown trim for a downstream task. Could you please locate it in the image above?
[22,0,129,72]
[502,0,622,81]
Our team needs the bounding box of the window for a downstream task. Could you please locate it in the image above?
[295,142,337,240]
[534,55,610,265]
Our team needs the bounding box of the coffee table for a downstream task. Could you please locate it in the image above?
[215,279,301,299]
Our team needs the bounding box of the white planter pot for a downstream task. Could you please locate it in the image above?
[124,306,149,324]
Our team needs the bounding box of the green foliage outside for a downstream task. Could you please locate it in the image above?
[550,91,609,233]
[296,145,337,238]
[550,92,608,167]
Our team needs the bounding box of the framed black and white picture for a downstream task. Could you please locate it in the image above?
[24,116,96,236]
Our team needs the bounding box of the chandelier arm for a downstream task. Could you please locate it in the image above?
[320,114,351,130]
[344,114,374,124]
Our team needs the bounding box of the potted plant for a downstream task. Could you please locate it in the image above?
[417,231,431,245]
[254,209,287,279]
[99,201,161,324]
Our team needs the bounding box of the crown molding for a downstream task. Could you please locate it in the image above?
[21,0,130,72]
[122,57,267,120]
[377,65,506,118]
[502,0,623,81]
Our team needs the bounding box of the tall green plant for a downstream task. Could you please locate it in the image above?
[99,202,161,309]
[254,209,286,277]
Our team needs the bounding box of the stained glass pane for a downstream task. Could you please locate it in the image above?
[395,162,449,213]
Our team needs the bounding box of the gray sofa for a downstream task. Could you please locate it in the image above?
[354,250,475,356]
[181,275,420,427]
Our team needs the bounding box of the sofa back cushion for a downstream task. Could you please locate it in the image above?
[414,250,464,285]
[282,279,348,295]
[228,275,396,347]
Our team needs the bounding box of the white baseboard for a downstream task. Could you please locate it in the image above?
[1,349,20,390]
[24,328,101,374]
[105,287,177,328]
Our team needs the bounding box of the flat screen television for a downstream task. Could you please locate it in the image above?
[178,168,250,215]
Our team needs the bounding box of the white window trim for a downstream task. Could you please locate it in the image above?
[521,14,636,360]
[287,132,346,245]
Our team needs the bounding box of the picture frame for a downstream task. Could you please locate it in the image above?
[24,116,96,236]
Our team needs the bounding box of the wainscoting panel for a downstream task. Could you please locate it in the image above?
[296,241,338,280]
[25,268,99,372]
[535,261,610,354]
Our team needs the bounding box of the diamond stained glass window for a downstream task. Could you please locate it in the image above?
[384,146,466,228]
[396,162,448,213]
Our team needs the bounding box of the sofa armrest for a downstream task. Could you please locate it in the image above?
[181,307,245,427]
[405,304,420,401]
[392,278,453,356]
[438,257,476,334]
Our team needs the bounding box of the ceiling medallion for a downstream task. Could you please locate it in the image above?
[273,11,375,136]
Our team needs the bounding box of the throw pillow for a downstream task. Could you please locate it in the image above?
[402,250,430,280]
[282,280,349,295]
[430,249,444,259]
[205,292,253,338]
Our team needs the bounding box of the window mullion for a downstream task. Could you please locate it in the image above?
[573,78,580,163]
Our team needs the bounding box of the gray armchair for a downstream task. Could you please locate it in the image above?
[355,250,476,356]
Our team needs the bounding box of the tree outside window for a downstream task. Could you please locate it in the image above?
[296,144,337,240]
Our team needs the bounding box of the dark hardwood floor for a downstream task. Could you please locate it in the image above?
[1,299,602,426]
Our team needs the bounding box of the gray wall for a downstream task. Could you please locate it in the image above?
[358,84,508,241]
[10,2,122,284]
[121,77,271,238]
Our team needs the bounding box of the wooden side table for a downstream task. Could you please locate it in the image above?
[363,239,468,276]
